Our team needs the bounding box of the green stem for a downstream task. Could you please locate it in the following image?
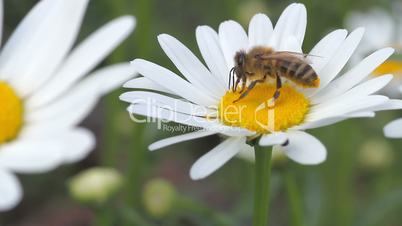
[253,145,273,226]
[285,170,304,226]
[100,0,127,167]
[97,0,131,225]
[125,123,146,207]
[123,0,154,209]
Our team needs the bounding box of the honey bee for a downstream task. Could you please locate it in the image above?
[229,46,320,103]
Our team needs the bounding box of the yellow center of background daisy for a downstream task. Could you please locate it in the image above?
[0,82,23,144]
[373,60,402,76]
[219,84,309,134]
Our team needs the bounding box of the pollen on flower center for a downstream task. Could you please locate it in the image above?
[373,60,402,76]
[0,82,23,144]
[218,84,309,134]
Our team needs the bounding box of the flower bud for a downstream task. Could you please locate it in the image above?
[69,167,123,204]
[359,139,394,170]
[238,1,269,25]
[143,179,176,218]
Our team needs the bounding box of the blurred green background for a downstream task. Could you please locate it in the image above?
[1,0,402,225]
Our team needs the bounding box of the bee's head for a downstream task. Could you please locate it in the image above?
[229,51,247,90]
[233,51,247,79]
[234,51,247,69]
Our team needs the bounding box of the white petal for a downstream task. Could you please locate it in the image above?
[0,170,21,212]
[219,20,249,70]
[60,128,95,163]
[384,118,402,138]
[149,130,217,151]
[269,3,307,50]
[259,132,288,146]
[221,128,256,137]
[312,48,394,103]
[281,36,303,52]
[158,34,224,98]
[130,59,217,106]
[127,103,211,127]
[27,16,136,109]
[25,102,99,137]
[314,28,365,92]
[248,13,273,47]
[294,112,374,130]
[279,131,326,165]
[120,91,216,117]
[340,74,393,97]
[2,0,89,97]
[0,139,64,173]
[26,83,99,129]
[77,63,136,95]
[126,103,249,136]
[8,129,94,165]
[127,103,213,128]
[190,137,245,180]
[196,25,229,88]
[294,117,348,130]
[308,29,348,72]
[29,63,135,114]
[123,77,172,93]
[308,95,388,121]
[27,63,135,125]
[370,99,402,111]
[346,111,375,118]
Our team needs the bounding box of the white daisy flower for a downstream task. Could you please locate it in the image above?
[346,7,402,140]
[0,0,136,211]
[121,3,401,180]
[345,6,402,97]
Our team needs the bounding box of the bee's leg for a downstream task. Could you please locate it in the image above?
[272,74,282,101]
[239,76,247,93]
[265,75,282,108]
[229,67,236,90]
[234,77,241,92]
[233,79,264,103]
[257,74,282,111]
[228,69,232,90]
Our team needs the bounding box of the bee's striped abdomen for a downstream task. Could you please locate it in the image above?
[277,59,319,87]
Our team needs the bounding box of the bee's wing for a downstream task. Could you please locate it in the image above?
[256,51,308,63]
[257,52,319,79]
[277,51,323,58]
[255,51,322,64]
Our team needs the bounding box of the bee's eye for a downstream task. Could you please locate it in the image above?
[238,54,245,66]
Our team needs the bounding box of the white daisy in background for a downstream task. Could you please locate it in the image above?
[0,0,136,211]
[346,7,402,139]
[345,6,402,97]
[121,3,401,180]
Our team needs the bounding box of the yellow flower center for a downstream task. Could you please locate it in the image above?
[218,83,309,134]
[0,82,23,144]
[373,60,402,76]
